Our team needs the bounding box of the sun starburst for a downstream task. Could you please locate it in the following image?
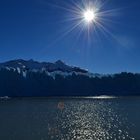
[46,0,118,47]
[84,9,96,22]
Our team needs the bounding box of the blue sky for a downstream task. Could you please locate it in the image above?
[0,0,140,73]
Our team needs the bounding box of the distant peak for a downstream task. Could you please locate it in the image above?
[55,60,65,65]
[28,59,34,62]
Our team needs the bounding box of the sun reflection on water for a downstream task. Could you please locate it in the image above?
[47,99,135,140]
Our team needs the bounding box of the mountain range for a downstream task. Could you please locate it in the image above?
[0,59,140,97]
[0,59,88,73]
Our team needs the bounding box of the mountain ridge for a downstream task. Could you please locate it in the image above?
[0,59,88,74]
[0,59,140,97]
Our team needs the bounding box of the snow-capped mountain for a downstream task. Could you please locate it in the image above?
[0,59,89,77]
[0,59,140,97]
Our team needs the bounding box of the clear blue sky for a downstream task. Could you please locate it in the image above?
[0,0,140,73]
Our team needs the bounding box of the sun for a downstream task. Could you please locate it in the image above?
[83,9,96,23]
[47,0,118,46]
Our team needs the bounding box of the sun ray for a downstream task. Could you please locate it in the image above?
[47,20,84,47]
[43,0,119,50]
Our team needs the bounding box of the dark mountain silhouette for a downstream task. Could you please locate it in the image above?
[0,59,140,97]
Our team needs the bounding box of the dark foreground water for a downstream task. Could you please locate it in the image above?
[0,97,139,140]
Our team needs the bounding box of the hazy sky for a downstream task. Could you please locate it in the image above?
[0,0,140,73]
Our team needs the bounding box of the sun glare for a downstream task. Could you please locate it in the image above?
[83,9,96,23]
[48,0,117,46]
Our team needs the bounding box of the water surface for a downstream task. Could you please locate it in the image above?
[0,97,139,140]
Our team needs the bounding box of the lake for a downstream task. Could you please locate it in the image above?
[0,97,139,140]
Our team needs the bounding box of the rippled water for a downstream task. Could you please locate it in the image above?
[0,97,139,140]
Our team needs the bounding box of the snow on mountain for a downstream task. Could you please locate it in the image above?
[0,59,90,78]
